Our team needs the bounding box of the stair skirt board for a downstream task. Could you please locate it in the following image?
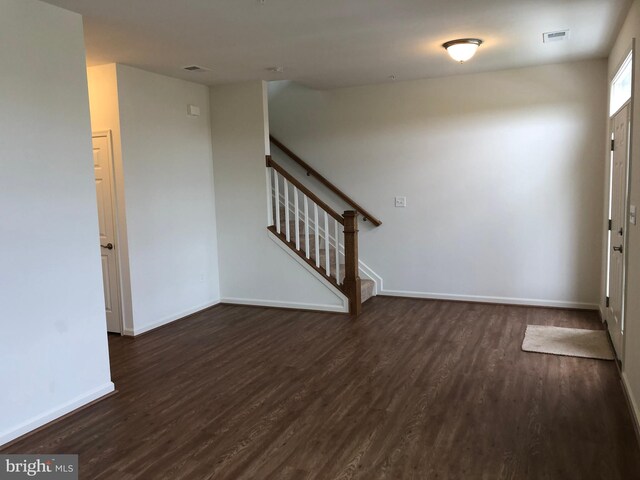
[379,289,599,310]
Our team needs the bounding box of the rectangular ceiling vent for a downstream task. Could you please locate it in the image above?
[183,65,209,72]
[543,30,570,43]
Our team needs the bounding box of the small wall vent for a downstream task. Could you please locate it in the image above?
[183,65,210,72]
[543,30,570,43]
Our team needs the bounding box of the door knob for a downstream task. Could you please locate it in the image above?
[101,243,114,250]
[613,245,623,253]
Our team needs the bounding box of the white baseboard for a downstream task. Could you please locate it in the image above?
[0,382,115,447]
[622,372,640,442]
[379,289,599,310]
[221,297,348,313]
[124,299,221,336]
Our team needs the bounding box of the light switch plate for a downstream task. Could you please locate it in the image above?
[395,196,407,207]
[631,205,637,225]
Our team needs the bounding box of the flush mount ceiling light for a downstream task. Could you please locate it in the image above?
[442,38,483,63]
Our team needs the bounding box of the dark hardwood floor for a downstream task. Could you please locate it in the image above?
[4,297,640,479]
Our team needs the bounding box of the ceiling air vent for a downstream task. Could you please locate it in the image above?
[543,30,570,43]
[183,65,209,72]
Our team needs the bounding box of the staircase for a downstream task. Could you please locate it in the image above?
[271,207,376,303]
[266,137,382,315]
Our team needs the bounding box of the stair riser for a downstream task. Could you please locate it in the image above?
[361,279,375,304]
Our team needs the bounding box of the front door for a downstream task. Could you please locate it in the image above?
[92,133,122,333]
[606,104,630,358]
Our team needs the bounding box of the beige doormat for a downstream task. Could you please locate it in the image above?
[522,325,615,360]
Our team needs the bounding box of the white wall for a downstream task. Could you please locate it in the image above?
[210,81,346,311]
[0,0,114,445]
[609,0,640,429]
[110,65,221,335]
[268,60,608,309]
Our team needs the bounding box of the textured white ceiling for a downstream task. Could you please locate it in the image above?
[44,0,631,89]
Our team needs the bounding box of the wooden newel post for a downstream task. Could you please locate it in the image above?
[343,210,362,316]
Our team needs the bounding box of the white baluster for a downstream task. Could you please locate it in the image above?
[266,168,274,227]
[284,178,290,242]
[274,170,280,234]
[304,196,310,258]
[335,219,340,283]
[294,186,300,250]
[314,204,320,268]
[324,211,330,275]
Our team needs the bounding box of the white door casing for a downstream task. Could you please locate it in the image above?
[606,104,630,358]
[93,133,123,333]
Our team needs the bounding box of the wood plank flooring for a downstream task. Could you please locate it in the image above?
[4,297,640,479]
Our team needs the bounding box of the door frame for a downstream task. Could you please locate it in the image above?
[603,40,636,362]
[93,130,125,335]
[605,104,631,359]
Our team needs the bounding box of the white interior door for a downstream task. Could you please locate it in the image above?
[92,133,122,333]
[606,104,630,358]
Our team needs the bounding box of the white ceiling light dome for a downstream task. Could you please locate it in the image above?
[442,38,483,63]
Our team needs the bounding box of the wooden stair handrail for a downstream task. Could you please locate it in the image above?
[269,135,382,227]
[267,156,344,225]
